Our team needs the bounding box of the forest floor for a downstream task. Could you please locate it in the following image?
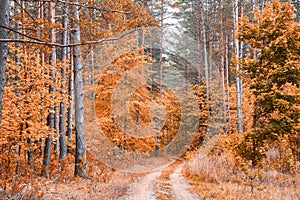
[5,155,300,200]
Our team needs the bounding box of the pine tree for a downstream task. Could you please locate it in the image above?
[237,0,300,162]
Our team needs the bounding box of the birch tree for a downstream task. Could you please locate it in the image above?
[233,0,243,133]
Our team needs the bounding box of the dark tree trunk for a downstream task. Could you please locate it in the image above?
[43,1,56,176]
[43,134,52,177]
[0,0,10,128]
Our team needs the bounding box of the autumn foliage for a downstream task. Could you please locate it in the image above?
[0,0,299,199]
[236,0,300,166]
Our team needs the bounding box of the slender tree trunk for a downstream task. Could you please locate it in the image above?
[59,3,68,163]
[13,0,21,178]
[194,1,203,85]
[14,0,20,64]
[208,33,213,80]
[54,107,59,154]
[73,0,86,176]
[219,2,227,127]
[225,35,231,133]
[0,0,10,128]
[208,20,213,81]
[67,42,74,151]
[38,0,46,169]
[27,139,33,168]
[43,134,52,177]
[50,2,59,155]
[156,0,164,157]
[199,0,209,101]
[233,0,243,133]
[295,0,300,22]
[44,1,56,176]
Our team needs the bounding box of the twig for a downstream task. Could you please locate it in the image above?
[57,0,131,14]
[0,25,46,43]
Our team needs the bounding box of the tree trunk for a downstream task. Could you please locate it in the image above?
[225,35,231,133]
[156,0,164,157]
[73,0,86,176]
[0,0,10,128]
[50,2,59,155]
[59,3,68,163]
[43,1,56,176]
[219,2,227,127]
[199,0,209,101]
[233,0,243,133]
[67,45,74,151]
[195,1,203,85]
[43,134,52,177]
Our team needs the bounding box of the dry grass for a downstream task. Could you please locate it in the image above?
[183,135,300,200]
[0,151,137,200]
[40,172,132,200]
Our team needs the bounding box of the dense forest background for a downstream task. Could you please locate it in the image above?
[0,0,299,199]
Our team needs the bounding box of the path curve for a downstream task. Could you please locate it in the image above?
[122,163,201,200]
[122,170,161,200]
[170,163,201,200]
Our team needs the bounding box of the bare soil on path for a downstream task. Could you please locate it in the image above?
[122,162,201,200]
[170,163,201,200]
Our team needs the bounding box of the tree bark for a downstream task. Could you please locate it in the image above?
[233,0,243,133]
[0,0,10,128]
[67,45,74,151]
[225,35,231,133]
[156,0,164,157]
[219,1,227,127]
[199,0,209,101]
[194,1,203,85]
[73,0,86,176]
[44,1,56,176]
[50,2,59,155]
[59,2,68,163]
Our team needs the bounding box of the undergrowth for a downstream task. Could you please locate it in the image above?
[183,133,300,199]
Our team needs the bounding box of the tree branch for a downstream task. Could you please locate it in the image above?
[57,0,131,14]
[0,25,46,43]
[0,28,140,47]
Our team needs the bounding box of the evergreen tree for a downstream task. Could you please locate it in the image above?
[237,0,300,162]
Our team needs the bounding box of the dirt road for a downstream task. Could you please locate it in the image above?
[170,163,200,200]
[122,163,201,200]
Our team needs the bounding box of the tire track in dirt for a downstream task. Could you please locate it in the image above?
[122,170,161,200]
[122,162,201,200]
[170,163,201,200]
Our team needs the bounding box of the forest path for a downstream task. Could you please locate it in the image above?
[170,163,201,200]
[122,162,201,200]
[121,170,161,200]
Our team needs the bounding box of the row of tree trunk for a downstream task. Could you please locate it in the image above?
[0,0,86,176]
